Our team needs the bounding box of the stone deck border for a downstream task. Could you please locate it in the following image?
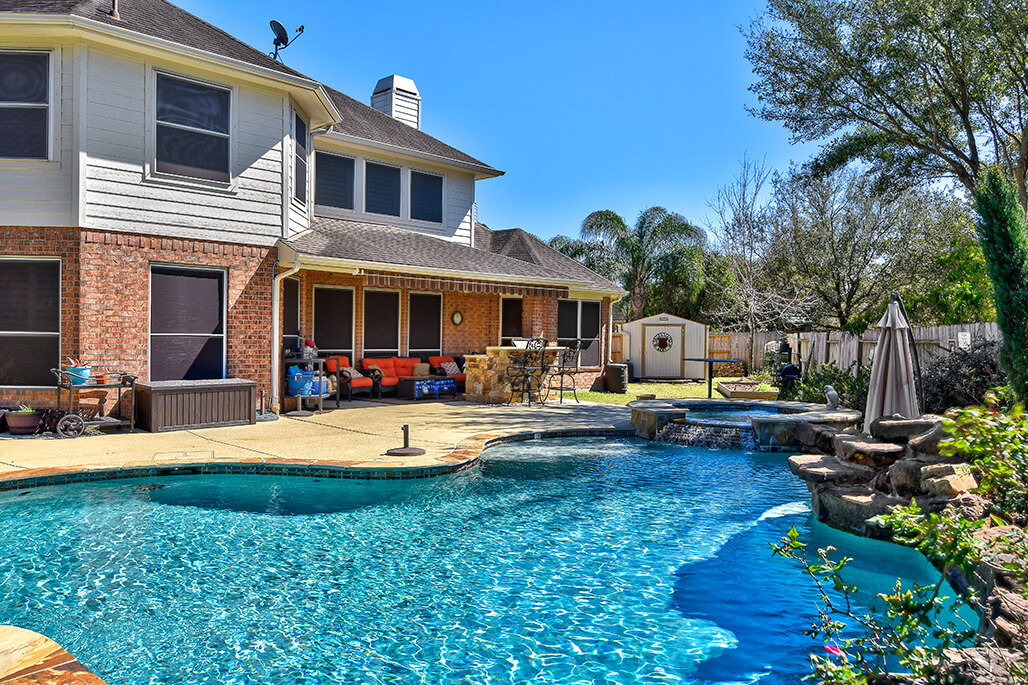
[0,426,635,492]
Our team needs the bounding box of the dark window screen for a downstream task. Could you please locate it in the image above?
[156,73,230,182]
[313,288,353,354]
[581,301,601,339]
[557,300,578,339]
[315,153,354,209]
[282,278,301,355]
[409,293,441,353]
[0,53,49,159]
[410,171,442,223]
[0,259,60,386]
[150,266,225,381]
[364,291,399,352]
[365,162,400,216]
[500,298,522,345]
[294,114,307,203]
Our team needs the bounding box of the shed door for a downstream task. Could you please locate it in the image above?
[683,325,707,379]
[643,324,681,378]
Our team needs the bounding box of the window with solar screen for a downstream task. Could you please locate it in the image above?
[0,52,49,159]
[155,73,231,182]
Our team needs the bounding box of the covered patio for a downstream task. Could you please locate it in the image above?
[272,219,623,408]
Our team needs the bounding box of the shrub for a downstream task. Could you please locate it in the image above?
[921,342,1007,414]
[780,362,870,410]
[975,167,1028,401]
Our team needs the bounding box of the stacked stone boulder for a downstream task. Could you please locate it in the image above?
[789,413,979,537]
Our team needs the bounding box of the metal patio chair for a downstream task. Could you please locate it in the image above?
[505,337,549,405]
[545,339,582,404]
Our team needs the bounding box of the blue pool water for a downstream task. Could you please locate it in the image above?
[0,438,953,684]
[678,407,783,423]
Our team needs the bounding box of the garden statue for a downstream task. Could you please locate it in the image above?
[824,385,839,411]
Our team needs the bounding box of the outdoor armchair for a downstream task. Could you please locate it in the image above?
[324,355,374,402]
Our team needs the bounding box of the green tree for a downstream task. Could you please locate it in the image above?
[646,249,735,322]
[904,231,996,325]
[745,0,1028,209]
[975,168,1028,399]
[550,207,703,319]
[769,168,972,332]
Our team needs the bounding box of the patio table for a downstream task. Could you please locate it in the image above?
[681,357,745,398]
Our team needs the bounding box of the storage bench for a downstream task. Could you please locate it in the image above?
[135,379,257,432]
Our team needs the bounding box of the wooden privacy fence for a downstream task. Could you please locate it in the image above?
[709,322,1001,373]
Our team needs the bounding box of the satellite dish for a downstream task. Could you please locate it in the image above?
[270,20,289,47]
[269,20,304,61]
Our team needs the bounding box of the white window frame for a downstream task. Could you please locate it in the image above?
[363,160,403,218]
[313,150,357,213]
[408,167,445,225]
[312,284,355,357]
[147,69,236,189]
[0,50,53,162]
[0,256,61,388]
[361,288,401,357]
[558,298,603,368]
[148,263,228,381]
[291,109,309,209]
[498,295,523,346]
[406,291,442,358]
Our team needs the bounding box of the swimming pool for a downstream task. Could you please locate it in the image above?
[0,438,951,684]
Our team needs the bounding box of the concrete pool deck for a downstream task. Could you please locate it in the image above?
[0,400,634,490]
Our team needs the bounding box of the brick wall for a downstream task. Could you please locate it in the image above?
[1,226,274,410]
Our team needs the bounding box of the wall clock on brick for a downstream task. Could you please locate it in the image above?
[451,311,463,326]
[652,331,674,353]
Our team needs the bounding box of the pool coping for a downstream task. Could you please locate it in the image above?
[0,424,635,683]
[0,426,635,491]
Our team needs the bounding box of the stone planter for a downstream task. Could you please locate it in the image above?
[716,381,779,400]
[5,411,43,435]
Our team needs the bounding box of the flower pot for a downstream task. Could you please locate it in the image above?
[6,411,43,435]
[64,365,91,385]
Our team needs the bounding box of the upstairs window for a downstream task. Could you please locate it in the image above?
[365,162,401,216]
[0,52,49,159]
[410,170,443,223]
[156,73,230,182]
[293,113,308,203]
[315,152,355,210]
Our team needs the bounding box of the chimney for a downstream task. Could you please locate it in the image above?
[371,75,421,129]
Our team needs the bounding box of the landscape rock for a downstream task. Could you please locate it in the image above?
[941,646,1025,684]
[948,493,992,521]
[907,421,948,456]
[834,433,905,467]
[788,453,875,485]
[812,486,907,535]
[794,421,840,454]
[869,414,942,443]
[920,463,978,496]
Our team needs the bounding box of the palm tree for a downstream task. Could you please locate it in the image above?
[551,206,704,319]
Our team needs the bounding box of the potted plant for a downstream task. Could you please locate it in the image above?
[6,405,44,435]
[62,356,91,385]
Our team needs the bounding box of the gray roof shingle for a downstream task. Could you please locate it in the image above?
[323,87,501,175]
[287,218,585,285]
[2,0,307,77]
[476,224,623,293]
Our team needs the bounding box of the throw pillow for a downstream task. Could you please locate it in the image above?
[340,366,363,380]
[441,361,461,375]
[413,362,431,376]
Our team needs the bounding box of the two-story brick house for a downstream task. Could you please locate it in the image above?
[0,0,622,412]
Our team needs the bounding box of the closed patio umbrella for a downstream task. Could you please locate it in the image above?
[863,295,920,432]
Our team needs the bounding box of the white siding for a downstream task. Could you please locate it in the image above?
[82,49,287,245]
[0,43,75,226]
[311,140,477,246]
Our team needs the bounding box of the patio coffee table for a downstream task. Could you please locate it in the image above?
[397,376,459,401]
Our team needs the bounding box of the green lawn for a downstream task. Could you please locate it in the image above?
[576,378,738,405]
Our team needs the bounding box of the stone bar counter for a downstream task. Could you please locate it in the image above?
[465,346,562,404]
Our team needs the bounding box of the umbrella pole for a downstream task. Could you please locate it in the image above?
[892,293,925,414]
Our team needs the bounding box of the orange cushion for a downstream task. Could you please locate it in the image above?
[348,376,373,388]
[379,376,399,387]
[362,357,396,376]
[325,355,351,374]
[428,356,454,368]
[451,373,466,383]
[392,357,419,377]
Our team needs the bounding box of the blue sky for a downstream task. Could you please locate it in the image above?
[180,0,819,240]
